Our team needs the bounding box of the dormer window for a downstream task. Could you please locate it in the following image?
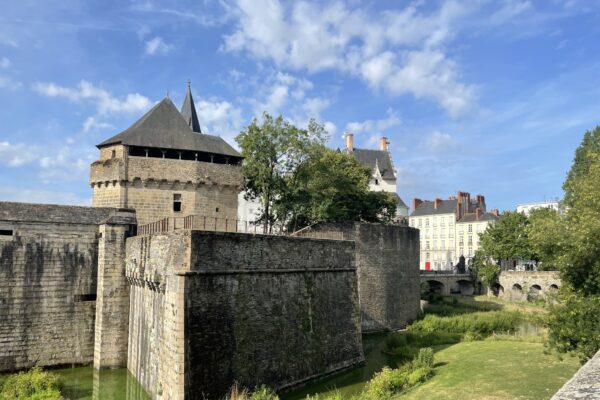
[375,179,379,185]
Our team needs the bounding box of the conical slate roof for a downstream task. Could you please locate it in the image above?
[181,82,201,133]
[97,97,240,157]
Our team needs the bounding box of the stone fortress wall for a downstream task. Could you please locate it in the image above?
[0,202,135,372]
[126,230,363,399]
[294,222,421,332]
[90,144,242,225]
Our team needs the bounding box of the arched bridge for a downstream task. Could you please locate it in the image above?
[420,272,478,296]
[493,271,560,300]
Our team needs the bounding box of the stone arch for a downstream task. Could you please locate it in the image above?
[549,284,559,291]
[421,280,445,295]
[511,283,523,300]
[491,283,504,297]
[457,279,475,296]
[527,284,542,300]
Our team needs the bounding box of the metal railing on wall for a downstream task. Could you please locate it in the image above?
[136,215,344,240]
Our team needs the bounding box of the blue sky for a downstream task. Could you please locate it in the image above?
[1,0,599,211]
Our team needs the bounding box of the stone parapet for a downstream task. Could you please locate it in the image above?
[552,350,600,399]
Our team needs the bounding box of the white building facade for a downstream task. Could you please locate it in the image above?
[409,192,499,270]
[516,200,560,216]
[343,133,409,219]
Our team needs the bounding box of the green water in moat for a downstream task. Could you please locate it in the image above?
[1,367,150,400]
[282,332,404,400]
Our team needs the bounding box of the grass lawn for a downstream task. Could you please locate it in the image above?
[397,340,580,400]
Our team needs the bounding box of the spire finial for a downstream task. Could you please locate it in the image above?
[187,79,191,89]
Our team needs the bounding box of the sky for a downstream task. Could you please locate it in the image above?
[1,0,600,211]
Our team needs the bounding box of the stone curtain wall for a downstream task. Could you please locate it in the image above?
[0,203,131,372]
[295,222,421,332]
[91,154,242,225]
[125,231,363,399]
[126,233,188,400]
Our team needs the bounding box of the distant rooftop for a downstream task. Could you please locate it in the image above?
[97,86,241,158]
[411,199,458,216]
[0,202,121,225]
[347,148,396,181]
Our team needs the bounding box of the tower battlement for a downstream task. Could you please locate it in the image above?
[90,85,243,225]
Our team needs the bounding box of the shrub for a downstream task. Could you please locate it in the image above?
[409,311,522,337]
[250,385,278,400]
[0,367,62,400]
[384,332,460,359]
[413,347,434,369]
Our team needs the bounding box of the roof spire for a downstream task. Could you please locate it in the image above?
[181,81,201,133]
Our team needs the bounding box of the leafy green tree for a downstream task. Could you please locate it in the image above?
[478,211,535,268]
[472,249,500,291]
[527,207,564,270]
[277,147,397,230]
[546,125,600,361]
[563,126,600,208]
[235,113,327,232]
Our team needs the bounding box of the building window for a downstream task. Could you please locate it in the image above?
[173,194,182,212]
[425,218,429,227]
[111,149,116,158]
[418,219,422,228]
[426,241,430,250]
[468,247,473,257]
[374,179,379,185]
[215,207,219,212]
[468,236,473,245]
[0,229,13,236]
[441,240,445,249]
[468,224,473,233]
[459,247,464,256]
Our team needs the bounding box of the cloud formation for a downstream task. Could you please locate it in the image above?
[223,0,476,117]
[145,36,173,55]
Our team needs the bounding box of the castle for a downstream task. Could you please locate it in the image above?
[0,85,420,399]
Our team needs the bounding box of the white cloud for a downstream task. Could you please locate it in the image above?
[38,146,94,183]
[0,76,22,90]
[145,36,173,55]
[422,131,459,153]
[0,57,10,69]
[33,80,152,115]
[0,141,38,166]
[196,98,245,144]
[223,0,477,117]
[346,109,401,135]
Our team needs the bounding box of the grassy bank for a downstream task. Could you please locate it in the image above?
[398,341,579,400]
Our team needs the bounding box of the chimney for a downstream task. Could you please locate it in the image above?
[413,198,423,211]
[476,208,482,221]
[345,132,354,152]
[380,137,389,151]
[476,194,486,211]
[434,198,441,209]
[490,209,499,217]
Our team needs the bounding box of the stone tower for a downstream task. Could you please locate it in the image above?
[90,84,243,225]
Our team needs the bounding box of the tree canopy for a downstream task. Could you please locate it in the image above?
[236,113,398,233]
[478,211,535,267]
[235,113,327,232]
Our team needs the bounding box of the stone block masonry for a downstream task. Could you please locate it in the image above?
[0,202,135,372]
[294,222,421,332]
[126,230,364,399]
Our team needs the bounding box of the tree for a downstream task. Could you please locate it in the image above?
[472,249,500,292]
[563,126,600,208]
[235,113,327,232]
[527,207,564,270]
[546,125,600,362]
[478,211,534,268]
[276,147,397,230]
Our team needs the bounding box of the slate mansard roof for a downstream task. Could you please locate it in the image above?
[348,148,396,181]
[410,199,458,217]
[97,96,241,158]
